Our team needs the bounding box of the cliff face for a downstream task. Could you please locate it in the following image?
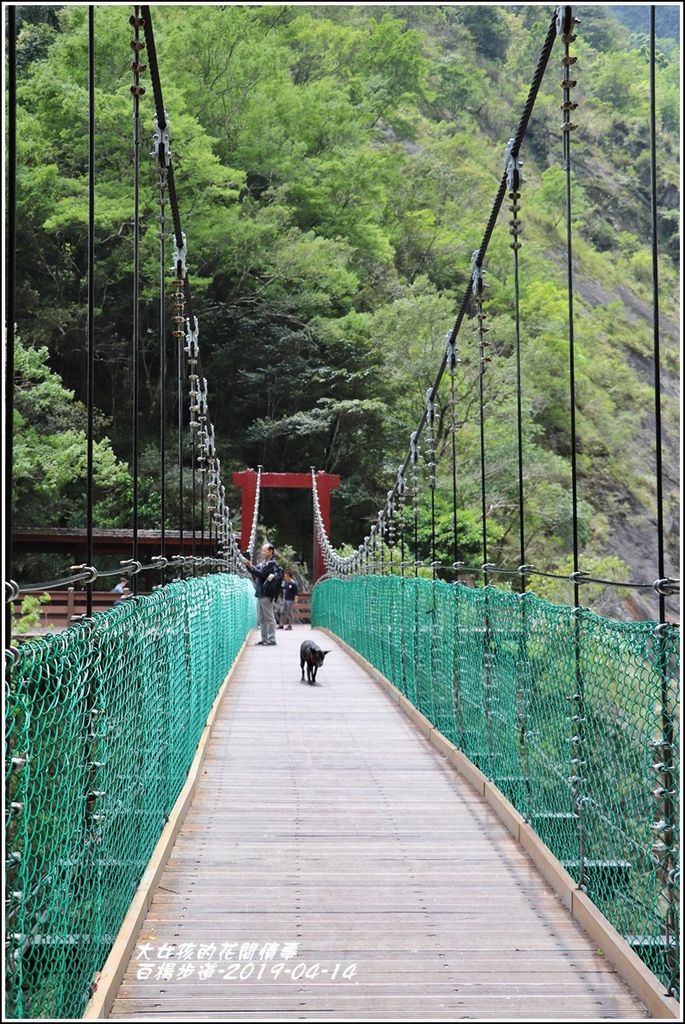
[569,9,679,624]
[562,266,679,624]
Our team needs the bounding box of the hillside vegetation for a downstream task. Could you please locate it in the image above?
[13,5,680,620]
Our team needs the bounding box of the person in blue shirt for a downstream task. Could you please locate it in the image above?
[278,571,299,631]
[111,576,130,607]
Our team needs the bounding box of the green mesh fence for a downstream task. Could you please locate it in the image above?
[5,574,255,1019]
[314,575,680,996]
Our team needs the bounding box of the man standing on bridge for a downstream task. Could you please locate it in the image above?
[244,542,282,646]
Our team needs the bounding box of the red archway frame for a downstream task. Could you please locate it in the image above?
[232,470,341,582]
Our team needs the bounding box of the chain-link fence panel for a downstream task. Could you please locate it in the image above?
[313,575,679,996]
[5,574,255,1018]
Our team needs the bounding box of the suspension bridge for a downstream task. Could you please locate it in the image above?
[4,5,680,1021]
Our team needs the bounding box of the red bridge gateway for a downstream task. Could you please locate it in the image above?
[232,470,340,582]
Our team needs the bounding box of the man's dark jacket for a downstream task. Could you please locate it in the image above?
[247,558,279,598]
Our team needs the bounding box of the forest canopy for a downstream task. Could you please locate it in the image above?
[12,4,680,619]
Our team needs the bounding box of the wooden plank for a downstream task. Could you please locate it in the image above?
[324,627,677,1018]
[571,890,680,1019]
[83,635,250,1019]
[110,1012,644,1021]
[110,994,645,1013]
[107,625,649,1020]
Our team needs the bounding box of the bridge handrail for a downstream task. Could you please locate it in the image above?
[5,574,256,1019]
[313,575,680,999]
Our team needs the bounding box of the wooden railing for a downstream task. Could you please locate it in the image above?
[14,589,313,631]
[13,588,122,631]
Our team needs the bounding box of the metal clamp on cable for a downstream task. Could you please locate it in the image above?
[556,5,578,41]
[518,563,535,576]
[152,112,170,167]
[172,232,187,279]
[120,559,143,575]
[410,431,419,464]
[452,561,465,571]
[71,564,98,584]
[653,577,679,596]
[171,555,186,566]
[445,331,459,371]
[185,315,199,363]
[569,569,590,584]
[5,579,19,603]
[129,28,147,53]
[504,138,524,193]
[71,614,96,626]
[471,250,485,297]
[482,563,497,573]
[425,387,435,414]
[151,555,168,571]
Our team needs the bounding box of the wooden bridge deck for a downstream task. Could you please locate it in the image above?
[109,626,647,1020]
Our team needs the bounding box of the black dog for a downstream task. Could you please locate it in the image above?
[300,640,330,685]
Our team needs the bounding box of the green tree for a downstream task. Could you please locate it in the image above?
[457,6,510,61]
[11,4,679,615]
[13,339,131,529]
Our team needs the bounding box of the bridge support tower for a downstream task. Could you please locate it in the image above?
[232,470,341,582]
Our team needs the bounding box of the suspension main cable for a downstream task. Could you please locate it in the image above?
[336,10,558,572]
[140,4,247,577]
[303,11,681,612]
[391,11,559,496]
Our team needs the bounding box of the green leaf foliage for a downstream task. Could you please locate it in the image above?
[13,5,679,617]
